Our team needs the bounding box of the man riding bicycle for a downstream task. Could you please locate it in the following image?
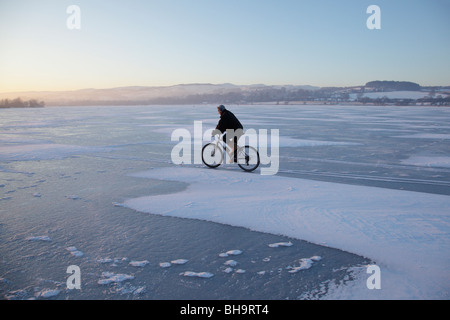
[213,105,243,163]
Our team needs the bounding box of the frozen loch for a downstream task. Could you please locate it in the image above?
[1,105,449,299]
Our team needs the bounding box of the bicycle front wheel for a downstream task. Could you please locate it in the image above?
[237,145,260,172]
[202,143,223,168]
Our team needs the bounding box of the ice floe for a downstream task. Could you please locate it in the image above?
[223,267,233,274]
[268,242,293,248]
[26,236,51,242]
[159,262,172,268]
[219,250,243,257]
[98,272,134,285]
[66,246,84,257]
[129,260,149,267]
[181,271,214,278]
[171,259,188,265]
[287,256,322,273]
[224,260,238,267]
[159,259,188,268]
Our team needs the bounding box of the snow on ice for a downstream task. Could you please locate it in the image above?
[181,271,214,279]
[98,272,135,285]
[124,166,450,299]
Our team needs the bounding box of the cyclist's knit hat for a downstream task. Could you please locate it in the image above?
[217,105,226,112]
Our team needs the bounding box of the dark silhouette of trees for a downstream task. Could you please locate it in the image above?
[0,98,45,108]
[365,81,421,91]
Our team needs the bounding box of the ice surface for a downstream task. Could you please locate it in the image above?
[0,144,111,161]
[35,289,61,299]
[274,136,361,148]
[401,156,450,168]
[2,104,450,300]
[396,133,450,140]
[65,195,80,200]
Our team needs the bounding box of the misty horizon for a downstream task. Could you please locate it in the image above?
[1,80,449,108]
[1,79,449,95]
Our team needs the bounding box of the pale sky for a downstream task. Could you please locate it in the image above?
[0,0,449,92]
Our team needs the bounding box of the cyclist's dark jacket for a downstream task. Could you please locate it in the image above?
[215,109,243,133]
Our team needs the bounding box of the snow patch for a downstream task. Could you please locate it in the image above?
[268,241,293,248]
[224,260,238,267]
[219,250,243,257]
[124,167,450,299]
[171,259,188,265]
[288,256,322,273]
[98,272,134,285]
[129,260,149,267]
[181,271,214,278]
[66,246,84,257]
[26,236,51,242]
[159,262,171,268]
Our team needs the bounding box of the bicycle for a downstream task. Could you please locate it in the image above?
[202,133,260,172]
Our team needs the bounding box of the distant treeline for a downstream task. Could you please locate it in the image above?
[50,92,450,107]
[357,95,450,106]
[0,98,45,108]
[365,81,421,91]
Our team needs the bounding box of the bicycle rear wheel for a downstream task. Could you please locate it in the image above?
[202,143,223,168]
[237,145,260,172]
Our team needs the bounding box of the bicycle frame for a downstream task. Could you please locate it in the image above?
[211,133,235,160]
